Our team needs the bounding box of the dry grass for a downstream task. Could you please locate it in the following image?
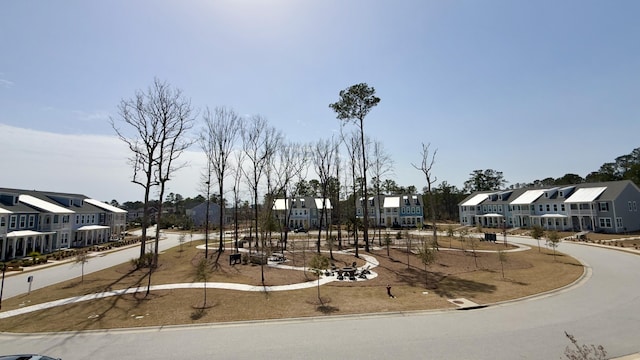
[0,237,583,333]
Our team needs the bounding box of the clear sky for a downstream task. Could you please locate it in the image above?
[1,0,639,203]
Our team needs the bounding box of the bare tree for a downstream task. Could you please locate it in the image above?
[231,148,246,252]
[412,143,439,250]
[151,80,194,269]
[312,137,338,253]
[371,140,394,244]
[111,83,162,263]
[272,142,309,251]
[200,107,242,264]
[241,115,282,284]
[330,83,381,253]
[111,78,193,266]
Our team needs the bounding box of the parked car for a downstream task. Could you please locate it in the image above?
[293,227,308,233]
[0,355,61,360]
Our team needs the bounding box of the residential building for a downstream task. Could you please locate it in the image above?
[458,180,640,233]
[357,194,424,228]
[0,188,128,261]
[272,197,333,230]
[186,202,224,228]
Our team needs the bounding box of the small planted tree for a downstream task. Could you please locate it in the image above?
[74,250,89,283]
[459,228,469,251]
[531,225,545,252]
[417,241,437,288]
[178,233,186,255]
[446,225,455,249]
[497,249,507,279]
[384,231,392,256]
[468,236,479,268]
[309,254,330,304]
[547,230,561,260]
[194,257,210,313]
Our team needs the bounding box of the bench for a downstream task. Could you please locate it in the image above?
[229,253,242,265]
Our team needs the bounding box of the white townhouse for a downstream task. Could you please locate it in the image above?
[85,198,127,240]
[272,197,333,230]
[458,180,640,234]
[357,194,424,228]
[0,188,128,261]
[0,190,73,261]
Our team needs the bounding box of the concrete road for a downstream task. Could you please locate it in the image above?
[1,236,639,359]
[1,230,198,299]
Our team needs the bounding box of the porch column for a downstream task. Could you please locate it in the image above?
[1,237,5,261]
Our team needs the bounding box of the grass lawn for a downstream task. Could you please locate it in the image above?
[0,236,583,333]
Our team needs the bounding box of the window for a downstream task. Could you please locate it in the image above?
[634,201,638,211]
[561,204,565,211]
[0,216,5,227]
[357,208,361,215]
[76,215,80,224]
[599,218,612,228]
[538,205,543,212]
[553,204,558,212]
[28,215,35,227]
[616,218,623,228]
[483,205,487,212]
[54,215,59,223]
[629,201,633,211]
[498,205,503,212]
[546,204,550,212]
[19,215,26,228]
[599,202,609,212]
[10,215,17,228]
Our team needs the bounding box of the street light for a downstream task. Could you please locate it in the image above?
[503,218,507,246]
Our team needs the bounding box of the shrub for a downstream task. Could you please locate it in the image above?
[21,259,34,267]
[395,231,402,240]
[241,253,249,265]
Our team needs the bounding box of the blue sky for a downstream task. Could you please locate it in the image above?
[1,0,639,203]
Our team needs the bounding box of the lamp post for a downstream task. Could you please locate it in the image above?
[503,218,507,246]
[0,263,6,310]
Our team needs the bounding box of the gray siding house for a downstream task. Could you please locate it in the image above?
[458,180,640,233]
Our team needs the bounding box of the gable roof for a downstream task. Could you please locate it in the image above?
[460,193,490,207]
[85,199,127,213]
[564,187,607,203]
[18,194,74,214]
[510,190,545,205]
[383,196,400,208]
